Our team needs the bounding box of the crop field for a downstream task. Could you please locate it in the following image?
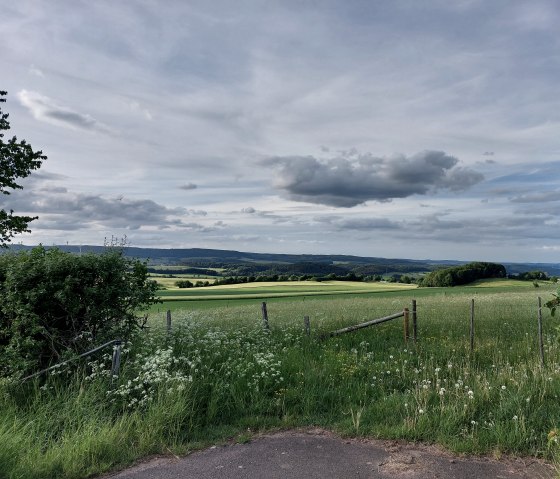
[1,280,559,478]
[155,280,417,302]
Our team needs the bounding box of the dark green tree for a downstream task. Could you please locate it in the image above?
[0,91,46,246]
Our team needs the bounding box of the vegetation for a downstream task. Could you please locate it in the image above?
[545,288,560,317]
[0,246,159,379]
[420,262,506,287]
[1,283,559,478]
[0,91,46,246]
[510,270,558,283]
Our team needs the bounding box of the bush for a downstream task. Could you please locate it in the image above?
[0,246,159,378]
[175,279,193,288]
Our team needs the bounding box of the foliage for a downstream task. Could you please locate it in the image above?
[420,262,506,287]
[0,246,159,378]
[0,91,46,246]
[545,289,560,317]
[509,271,550,281]
[175,279,194,288]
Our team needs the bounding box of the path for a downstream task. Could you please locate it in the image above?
[104,429,555,479]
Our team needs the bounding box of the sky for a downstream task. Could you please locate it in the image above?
[1,0,560,262]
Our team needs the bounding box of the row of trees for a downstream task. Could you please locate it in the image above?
[509,271,558,282]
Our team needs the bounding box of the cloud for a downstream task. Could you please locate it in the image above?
[241,207,256,214]
[17,90,112,133]
[263,150,484,207]
[179,182,198,190]
[328,217,400,231]
[29,64,44,77]
[510,190,560,203]
[1,186,197,231]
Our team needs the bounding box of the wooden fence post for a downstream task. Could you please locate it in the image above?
[403,308,410,342]
[261,302,269,330]
[304,315,310,336]
[538,297,545,367]
[111,340,122,383]
[470,299,475,354]
[166,310,172,335]
[412,300,417,343]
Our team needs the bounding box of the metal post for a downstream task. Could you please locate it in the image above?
[412,300,417,343]
[470,299,475,354]
[403,308,410,342]
[538,297,545,367]
[111,340,122,383]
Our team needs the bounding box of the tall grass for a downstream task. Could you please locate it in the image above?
[1,286,559,478]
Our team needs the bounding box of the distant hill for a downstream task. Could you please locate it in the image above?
[5,244,560,277]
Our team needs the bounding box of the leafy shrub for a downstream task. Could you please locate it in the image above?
[175,279,193,288]
[0,246,159,378]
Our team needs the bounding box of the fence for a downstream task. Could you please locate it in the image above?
[21,339,123,383]
[24,294,552,383]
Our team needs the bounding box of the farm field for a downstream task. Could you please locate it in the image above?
[155,280,416,301]
[1,280,559,478]
[151,278,547,311]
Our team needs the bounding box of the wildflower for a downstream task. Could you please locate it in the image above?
[513,415,518,421]
[501,385,506,390]
[419,408,425,414]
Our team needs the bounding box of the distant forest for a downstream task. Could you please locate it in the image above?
[7,244,560,279]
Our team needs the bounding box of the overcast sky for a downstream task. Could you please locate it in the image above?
[2,0,560,262]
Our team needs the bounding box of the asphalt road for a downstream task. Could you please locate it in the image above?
[104,429,555,479]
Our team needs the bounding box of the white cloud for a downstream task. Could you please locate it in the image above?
[17,90,112,133]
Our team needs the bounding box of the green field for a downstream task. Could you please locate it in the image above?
[151,278,553,311]
[2,279,559,479]
[156,280,416,300]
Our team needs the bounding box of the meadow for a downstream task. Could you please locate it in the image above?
[0,280,559,478]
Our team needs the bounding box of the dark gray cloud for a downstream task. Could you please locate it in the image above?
[179,183,198,190]
[263,150,484,207]
[0,187,202,231]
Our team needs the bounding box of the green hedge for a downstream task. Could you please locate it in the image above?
[0,246,159,378]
